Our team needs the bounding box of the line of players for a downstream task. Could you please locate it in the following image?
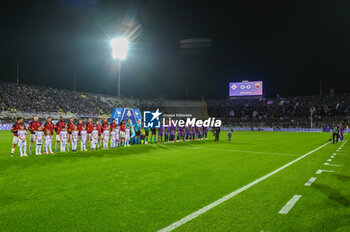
[10,116,209,157]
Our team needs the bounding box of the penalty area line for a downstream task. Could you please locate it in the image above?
[157,141,331,232]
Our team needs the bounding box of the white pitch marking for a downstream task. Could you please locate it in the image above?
[304,177,317,186]
[278,195,302,214]
[333,153,337,155]
[315,169,334,174]
[324,163,343,167]
[331,156,335,158]
[157,141,331,232]
[175,146,301,157]
[327,159,332,162]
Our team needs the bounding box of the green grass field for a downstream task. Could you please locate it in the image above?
[0,131,349,232]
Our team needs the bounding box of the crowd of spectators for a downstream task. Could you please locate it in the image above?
[207,94,350,127]
[1,81,349,128]
[0,81,159,118]
[0,82,123,115]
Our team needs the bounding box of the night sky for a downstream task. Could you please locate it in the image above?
[2,0,350,99]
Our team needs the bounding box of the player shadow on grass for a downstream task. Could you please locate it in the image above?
[312,183,350,207]
[332,174,350,182]
[1,139,243,170]
[58,145,159,158]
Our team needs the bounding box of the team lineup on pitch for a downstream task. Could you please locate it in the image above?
[1,131,349,231]
[2,1,350,231]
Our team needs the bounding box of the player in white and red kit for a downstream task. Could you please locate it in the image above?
[110,129,116,148]
[28,116,41,155]
[35,126,44,155]
[67,118,75,152]
[18,125,28,157]
[71,126,79,152]
[96,120,102,148]
[44,130,53,154]
[59,127,68,152]
[91,126,99,150]
[102,126,109,149]
[55,117,66,152]
[80,126,88,151]
[10,117,24,157]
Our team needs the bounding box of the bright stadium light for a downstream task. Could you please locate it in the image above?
[110,37,129,98]
[110,37,129,60]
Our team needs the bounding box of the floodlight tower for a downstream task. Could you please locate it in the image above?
[110,37,129,98]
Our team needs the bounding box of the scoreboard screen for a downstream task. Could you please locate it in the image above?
[229,81,263,97]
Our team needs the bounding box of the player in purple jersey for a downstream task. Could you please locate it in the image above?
[164,127,168,143]
[169,129,175,142]
[202,126,208,140]
[198,127,203,140]
[181,127,186,141]
[168,123,175,142]
[185,127,190,140]
[176,127,182,141]
[158,125,163,143]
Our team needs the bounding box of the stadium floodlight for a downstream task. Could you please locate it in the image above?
[110,37,129,98]
[110,37,129,60]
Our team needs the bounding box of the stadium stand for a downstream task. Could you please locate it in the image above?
[207,94,350,128]
[0,81,348,128]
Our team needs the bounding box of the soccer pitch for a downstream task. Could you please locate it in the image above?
[0,131,349,232]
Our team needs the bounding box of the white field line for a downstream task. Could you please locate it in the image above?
[324,163,343,167]
[333,153,337,155]
[327,159,332,162]
[157,141,331,232]
[278,195,302,214]
[315,169,334,174]
[179,147,301,157]
[304,177,317,186]
[331,156,335,158]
